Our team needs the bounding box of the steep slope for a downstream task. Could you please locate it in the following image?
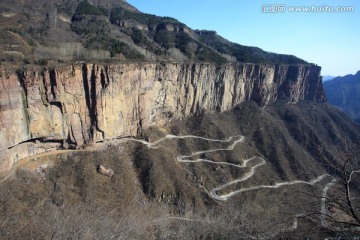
[0,100,359,239]
[0,0,308,64]
[1,1,360,239]
[324,71,360,124]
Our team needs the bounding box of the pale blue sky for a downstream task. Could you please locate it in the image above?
[127,0,360,76]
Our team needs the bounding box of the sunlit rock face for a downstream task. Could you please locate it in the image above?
[0,63,324,175]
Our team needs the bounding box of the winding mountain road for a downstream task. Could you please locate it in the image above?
[321,179,338,226]
[0,133,338,236]
[0,133,332,203]
[121,134,331,201]
[0,148,95,184]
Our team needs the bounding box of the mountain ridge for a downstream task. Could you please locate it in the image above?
[1,1,360,239]
[0,0,309,65]
[324,70,360,124]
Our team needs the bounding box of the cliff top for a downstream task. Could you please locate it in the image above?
[0,0,309,66]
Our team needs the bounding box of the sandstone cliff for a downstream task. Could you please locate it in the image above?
[0,63,325,175]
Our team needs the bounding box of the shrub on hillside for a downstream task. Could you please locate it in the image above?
[85,35,144,60]
[110,7,183,27]
[153,31,175,49]
[175,32,192,56]
[75,0,108,16]
[131,28,147,45]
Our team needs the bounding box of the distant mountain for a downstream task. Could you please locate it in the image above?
[1,0,360,239]
[323,71,360,124]
[322,75,335,82]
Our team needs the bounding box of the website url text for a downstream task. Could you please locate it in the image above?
[262,5,355,13]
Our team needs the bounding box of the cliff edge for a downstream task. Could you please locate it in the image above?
[0,63,325,175]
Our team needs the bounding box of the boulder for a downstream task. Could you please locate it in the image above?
[98,165,114,177]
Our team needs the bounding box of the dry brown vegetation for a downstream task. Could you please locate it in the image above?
[0,101,360,239]
[33,43,111,62]
[0,0,310,65]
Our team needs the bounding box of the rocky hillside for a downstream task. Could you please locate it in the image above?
[0,63,325,176]
[1,1,360,239]
[324,71,360,124]
[0,100,359,239]
[0,0,307,64]
[0,0,325,178]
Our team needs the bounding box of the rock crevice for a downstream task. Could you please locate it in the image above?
[0,63,325,175]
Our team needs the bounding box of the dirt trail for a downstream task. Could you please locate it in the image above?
[0,147,98,184]
[1,134,331,203]
[121,134,331,201]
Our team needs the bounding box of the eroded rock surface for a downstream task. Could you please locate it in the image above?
[0,63,325,175]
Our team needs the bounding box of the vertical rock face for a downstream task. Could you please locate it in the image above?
[0,63,325,175]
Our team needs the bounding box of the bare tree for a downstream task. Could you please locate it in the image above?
[308,138,360,232]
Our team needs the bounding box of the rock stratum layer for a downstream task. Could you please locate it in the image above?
[0,63,325,175]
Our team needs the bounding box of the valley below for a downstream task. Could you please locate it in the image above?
[1,100,359,239]
[0,0,359,238]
